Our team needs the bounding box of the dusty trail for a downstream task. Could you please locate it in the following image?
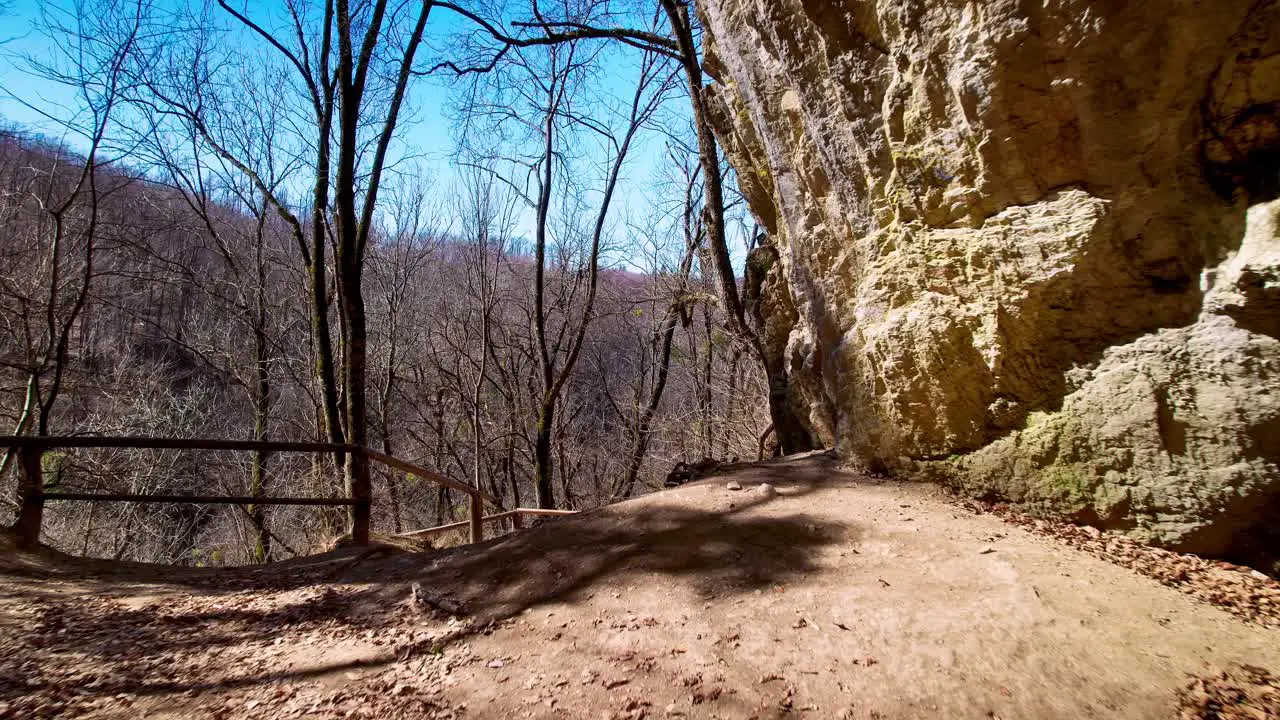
[2,453,1278,719]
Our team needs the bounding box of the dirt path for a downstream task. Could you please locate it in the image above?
[2,453,1278,719]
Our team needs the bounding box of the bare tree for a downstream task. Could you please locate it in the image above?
[366,169,447,532]
[0,0,779,560]
[0,0,141,492]
[450,8,677,507]
[127,0,449,539]
[611,148,701,499]
[457,169,516,508]
[472,0,815,455]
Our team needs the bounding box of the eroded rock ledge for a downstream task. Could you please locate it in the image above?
[697,0,1280,555]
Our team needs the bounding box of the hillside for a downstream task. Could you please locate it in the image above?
[4,454,1279,719]
[0,127,765,566]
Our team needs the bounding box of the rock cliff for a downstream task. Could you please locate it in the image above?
[698,0,1280,555]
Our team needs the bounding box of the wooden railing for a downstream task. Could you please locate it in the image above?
[397,508,577,540]
[0,435,499,551]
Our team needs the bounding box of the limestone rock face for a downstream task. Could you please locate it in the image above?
[698,0,1280,553]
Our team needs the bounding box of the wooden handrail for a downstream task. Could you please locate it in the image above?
[363,448,495,542]
[41,492,359,506]
[0,435,362,454]
[363,448,498,504]
[0,435,490,500]
[1,435,495,550]
[397,508,577,539]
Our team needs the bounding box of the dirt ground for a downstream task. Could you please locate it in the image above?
[2,453,1279,719]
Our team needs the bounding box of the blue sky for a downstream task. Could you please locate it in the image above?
[0,0,744,272]
[2,0,461,185]
[1,1,71,131]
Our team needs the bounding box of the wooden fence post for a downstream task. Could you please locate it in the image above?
[350,449,371,546]
[469,493,483,544]
[14,444,45,549]
[512,512,524,532]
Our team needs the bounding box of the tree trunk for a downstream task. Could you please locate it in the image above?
[660,0,815,456]
[722,348,742,457]
[534,398,556,509]
[700,310,715,457]
[339,270,370,540]
[247,325,272,563]
[764,360,814,456]
[617,304,680,499]
[505,454,520,509]
[380,429,403,534]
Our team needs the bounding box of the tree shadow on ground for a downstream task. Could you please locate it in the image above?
[0,453,859,700]
[345,452,856,618]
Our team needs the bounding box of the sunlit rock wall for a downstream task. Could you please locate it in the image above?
[698,0,1280,554]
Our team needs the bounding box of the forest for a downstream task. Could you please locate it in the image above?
[0,0,803,565]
